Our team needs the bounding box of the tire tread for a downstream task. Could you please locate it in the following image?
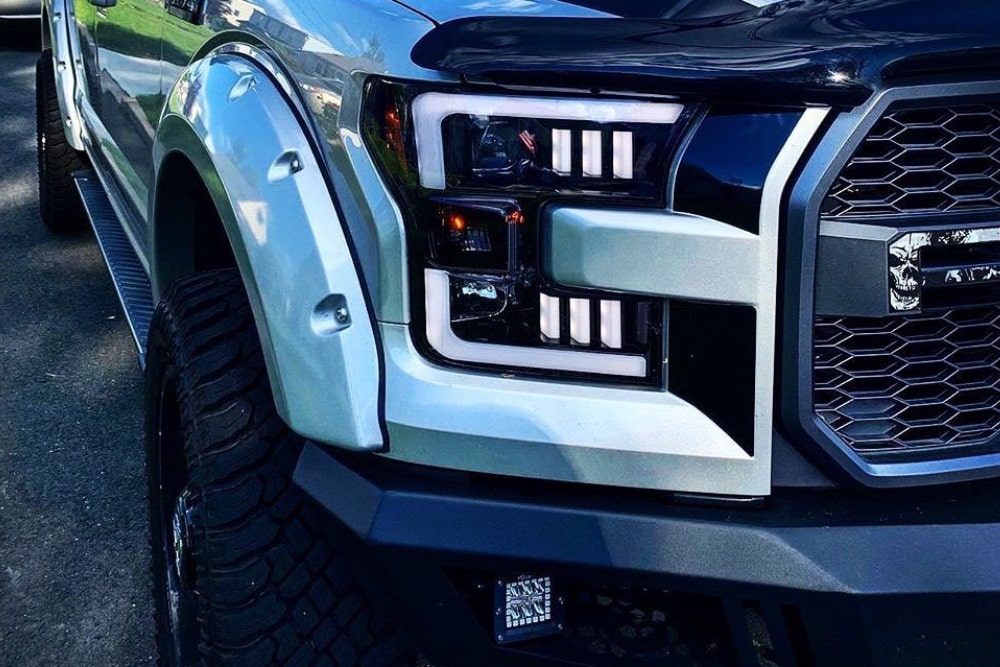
[36,50,88,233]
[148,269,414,667]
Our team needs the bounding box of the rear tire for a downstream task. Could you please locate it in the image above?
[36,49,88,233]
[146,269,416,667]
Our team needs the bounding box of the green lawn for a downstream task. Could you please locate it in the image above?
[78,0,211,65]
[136,93,165,127]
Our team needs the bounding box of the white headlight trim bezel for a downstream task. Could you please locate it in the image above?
[412,92,684,189]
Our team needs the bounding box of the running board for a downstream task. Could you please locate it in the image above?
[74,171,154,368]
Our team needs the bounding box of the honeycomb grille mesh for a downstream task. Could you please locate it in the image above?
[814,308,1000,458]
[823,103,1000,217]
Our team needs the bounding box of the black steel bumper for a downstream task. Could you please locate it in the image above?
[295,443,1000,666]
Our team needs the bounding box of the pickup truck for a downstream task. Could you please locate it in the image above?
[36,0,1000,665]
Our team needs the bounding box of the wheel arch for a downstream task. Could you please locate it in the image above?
[151,48,386,452]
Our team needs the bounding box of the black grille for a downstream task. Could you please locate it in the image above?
[814,307,1000,460]
[560,586,734,666]
[823,103,1000,218]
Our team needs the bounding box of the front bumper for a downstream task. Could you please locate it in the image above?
[296,442,1000,666]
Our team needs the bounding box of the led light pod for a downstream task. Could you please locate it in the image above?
[494,575,565,644]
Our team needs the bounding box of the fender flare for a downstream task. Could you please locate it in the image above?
[151,50,385,451]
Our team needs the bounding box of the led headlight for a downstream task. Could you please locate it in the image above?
[364,81,691,384]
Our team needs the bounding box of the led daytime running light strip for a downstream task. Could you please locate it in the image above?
[425,270,647,377]
[412,93,684,189]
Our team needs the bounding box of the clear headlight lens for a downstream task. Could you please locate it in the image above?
[364,81,691,385]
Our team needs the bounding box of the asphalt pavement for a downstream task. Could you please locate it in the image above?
[0,27,155,667]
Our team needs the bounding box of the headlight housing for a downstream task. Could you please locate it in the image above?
[363,81,693,385]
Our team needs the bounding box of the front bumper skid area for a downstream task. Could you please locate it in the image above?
[295,443,1000,666]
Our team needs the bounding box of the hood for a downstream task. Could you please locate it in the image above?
[409,0,1000,107]
[395,0,774,23]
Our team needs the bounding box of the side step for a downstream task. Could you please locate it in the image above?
[74,170,155,368]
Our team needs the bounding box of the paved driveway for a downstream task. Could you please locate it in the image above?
[0,28,154,667]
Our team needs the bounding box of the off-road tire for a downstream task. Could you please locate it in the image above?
[146,269,415,667]
[36,49,88,233]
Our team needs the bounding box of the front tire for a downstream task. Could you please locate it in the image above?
[146,269,415,667]
[35,49,88,233]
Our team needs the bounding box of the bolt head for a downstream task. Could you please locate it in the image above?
[334,307,349,323]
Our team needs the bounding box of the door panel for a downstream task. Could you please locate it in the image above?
[93,0,164,247]
[71,0,101,109]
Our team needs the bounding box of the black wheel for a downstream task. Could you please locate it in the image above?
[146,269,416,667]
[36,49,88,233]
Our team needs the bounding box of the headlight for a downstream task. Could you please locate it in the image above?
[363,81,692,385]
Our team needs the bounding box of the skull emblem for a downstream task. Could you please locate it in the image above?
[888,232,930,311]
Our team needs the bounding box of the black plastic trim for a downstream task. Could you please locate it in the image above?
[295,442,1000,596]
[669,301,756,455]
[674,106,801,235]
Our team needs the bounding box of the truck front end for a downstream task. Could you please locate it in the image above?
[255,1,1000,665]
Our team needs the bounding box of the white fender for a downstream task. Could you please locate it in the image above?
[152,51,384,451]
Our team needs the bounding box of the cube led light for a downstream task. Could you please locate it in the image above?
[494,575,565,644]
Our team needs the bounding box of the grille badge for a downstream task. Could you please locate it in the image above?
[889,226,1000,312]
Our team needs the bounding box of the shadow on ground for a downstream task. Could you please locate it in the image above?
[0,36,155,667]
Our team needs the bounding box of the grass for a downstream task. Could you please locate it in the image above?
[136,93,165,127]
[77,0,211,66]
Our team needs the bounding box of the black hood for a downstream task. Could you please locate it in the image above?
[411,0,1000,107]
